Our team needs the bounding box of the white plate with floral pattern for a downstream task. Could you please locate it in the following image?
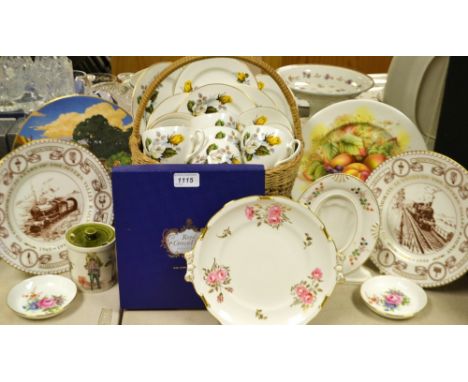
[238,106,293,133]
[7,275,77,320]
[234,84,276,108]
[256,74,293,123]
[174,58,257,94]
[361,275,427,319]
[185,196,339,324]
[0,140,113,274]
[292,99,427,200]
[366,151,468,288]
[132,62,183,124]
[144,93,190,133]
[299,174,380,276]
[177,83,255,117]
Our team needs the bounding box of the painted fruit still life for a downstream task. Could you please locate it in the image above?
[301,122,402,182]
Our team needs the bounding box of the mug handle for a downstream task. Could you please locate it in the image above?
[187,130,206,163]
[274,139,302,167]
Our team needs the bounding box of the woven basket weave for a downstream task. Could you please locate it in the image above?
[130,56,303,197]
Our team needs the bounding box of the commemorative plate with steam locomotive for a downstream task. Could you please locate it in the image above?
[0,140,113,274]
[366,151,468,287]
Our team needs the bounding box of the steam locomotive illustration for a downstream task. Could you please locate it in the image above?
[25,197,78,234]
[408,202,436,231]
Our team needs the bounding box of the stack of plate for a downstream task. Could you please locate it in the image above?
[131,58,295,138]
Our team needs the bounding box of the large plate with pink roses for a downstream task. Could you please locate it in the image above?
[184,196,339,324]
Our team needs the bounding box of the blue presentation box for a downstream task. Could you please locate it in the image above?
[112,164,265,310]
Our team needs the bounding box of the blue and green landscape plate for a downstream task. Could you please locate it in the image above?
[14,95,133,170]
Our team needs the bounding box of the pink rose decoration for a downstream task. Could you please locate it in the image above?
[295,285,309,297]
[300,292,315,305]
[206,271,219,286]
[385,293,402,306]
[245,206,254,221]
[267,205,282,225]
[216,268,228,282]
[311,268,323,281]
[37,298,56,309]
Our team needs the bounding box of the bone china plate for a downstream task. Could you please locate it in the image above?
[0,140,113,274]
[361,275,427,319]
[185,196,338,324]
[366,151,468,287]
[7,275,77,320]
[299,174,380,275]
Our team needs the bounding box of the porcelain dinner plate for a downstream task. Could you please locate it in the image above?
[143,93,189,133]
[299,174,380,275]
[185,196,338,324]
[238,106,293,133]
[0,140,113,274]
[174,58,257,94]
[233,84,276,108]
[366,151,468,287]
[177,83,255,117]
[14,95,134,171]
[361,275,427,319]
[7,275,77,320]
[292,99,427,200]
[256,74,293,123]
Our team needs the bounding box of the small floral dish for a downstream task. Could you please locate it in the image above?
[360,275,427,319]
[255,74,294,123]
[190,112,238,130]
[7,275,77,320]
[144,93,190,133]
[299,173,380,276]
[184,195,340,324]
[277,64,374,116]
[146,112,193,130]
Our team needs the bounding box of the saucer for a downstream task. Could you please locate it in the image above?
[7,275,77,320]
[361,275,427,319]
[299,173,380,275]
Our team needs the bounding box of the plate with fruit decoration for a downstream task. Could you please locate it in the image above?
[291,99,426,200]
[366,151,468,288]
[299,173,380,276]
[184,196,340,324]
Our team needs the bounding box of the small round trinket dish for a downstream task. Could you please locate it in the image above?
[7,275,77,320]
[65,222,117,292]
[360,275,427,320]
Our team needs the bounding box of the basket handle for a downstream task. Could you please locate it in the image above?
[131,56,303,159]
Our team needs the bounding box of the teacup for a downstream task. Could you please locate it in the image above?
[191,141,242,165]
[65,222,116,293]
[190,112,238,130]
[142,126,204,164]
[240,125,301,169]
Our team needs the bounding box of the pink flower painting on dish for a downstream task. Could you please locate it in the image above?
[37,298,57,309]
[244,202,291,229]
[311,268,323,281]
[290,268,324,311]
[267,205,283,226]
[203,259,233,304]
[245,206,254,221]
[22,289,65,315]
[368,289,410,312]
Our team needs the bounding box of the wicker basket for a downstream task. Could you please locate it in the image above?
[130,56,303,197]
